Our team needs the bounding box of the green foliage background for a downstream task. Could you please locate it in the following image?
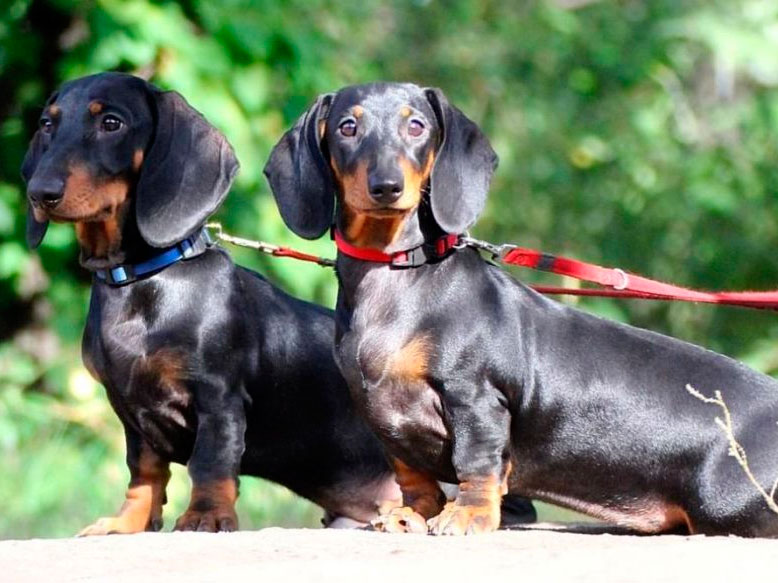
[1,0,778,538]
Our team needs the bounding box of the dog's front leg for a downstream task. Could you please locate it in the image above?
[427,384,511,535]
[370,458,446,533]
[174,390,246,532]
[79,430,171,536]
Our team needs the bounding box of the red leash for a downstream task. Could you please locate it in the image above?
[461,235,778,311]
[209,224,778,311]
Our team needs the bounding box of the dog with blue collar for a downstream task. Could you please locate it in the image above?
[22,72,402,534]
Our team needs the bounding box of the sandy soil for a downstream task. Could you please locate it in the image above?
[2,524,777,582]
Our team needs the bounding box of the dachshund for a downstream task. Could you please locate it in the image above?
[265,82,778,537]
[21,72,401,534]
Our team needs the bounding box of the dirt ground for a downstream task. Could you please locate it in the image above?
[2,523,777,582]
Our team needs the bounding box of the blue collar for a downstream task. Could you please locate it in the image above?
[94,229,213,286]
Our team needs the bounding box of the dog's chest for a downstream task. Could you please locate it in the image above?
[127,348,194,419]
[336,324,452,475]
[84,310,197,456]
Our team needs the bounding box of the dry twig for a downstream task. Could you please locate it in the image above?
[686,384,778,515]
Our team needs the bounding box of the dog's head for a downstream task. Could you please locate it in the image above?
[264,82,496,249]
[21,72,238,255]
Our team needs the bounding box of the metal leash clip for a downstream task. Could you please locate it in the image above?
[206,222,336,267]
[206,222,280,256]
[458,233,517,262]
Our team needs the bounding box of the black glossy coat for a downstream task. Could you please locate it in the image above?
[22,73,395,531]
[266,82,778,537]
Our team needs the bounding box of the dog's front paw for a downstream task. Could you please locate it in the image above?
[175,479,239,532]
[77,513,162,537]
[173,508,238,532]
[369,506,428,534]
[427,501,500,535]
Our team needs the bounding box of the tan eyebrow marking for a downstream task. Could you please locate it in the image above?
[88,101,103,115]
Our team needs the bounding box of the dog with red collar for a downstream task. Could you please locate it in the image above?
[265,81,778,536]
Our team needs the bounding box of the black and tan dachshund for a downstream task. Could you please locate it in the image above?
[21,72,403,534]
[265,82,778,537]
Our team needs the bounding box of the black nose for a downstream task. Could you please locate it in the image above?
[27,176,65,209]
[368,174,404,204]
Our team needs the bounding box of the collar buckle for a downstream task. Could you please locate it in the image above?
[109,265,133,284]
[180,237,195,258]
[95,264,136,286]
[390,234,460,268]
[390,246,428,268]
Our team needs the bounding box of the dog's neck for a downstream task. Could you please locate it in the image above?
[334,200,452,307]
[75,198,161,271]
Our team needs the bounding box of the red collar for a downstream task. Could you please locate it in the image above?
[333,229,461,268]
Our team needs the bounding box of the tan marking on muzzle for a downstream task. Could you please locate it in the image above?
[62,164,132,258]
[331,154,427,249]
[59,164,130,221]
[331,157,372,212]
[396,149,435,210]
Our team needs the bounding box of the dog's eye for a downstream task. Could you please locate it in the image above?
[39,118,54,134]
[408,119,425,138]
[339,119,357,138]
[101,115,123,132]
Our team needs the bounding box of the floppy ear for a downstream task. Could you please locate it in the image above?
[21,131,49,248]
[424,88,498,234]
[136,89,239,248]
[263,93,335,240]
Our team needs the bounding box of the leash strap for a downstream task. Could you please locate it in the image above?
[490,243,778,310]
[207,224,778,311]
[206,223,335,267]
[94,229,212,286]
